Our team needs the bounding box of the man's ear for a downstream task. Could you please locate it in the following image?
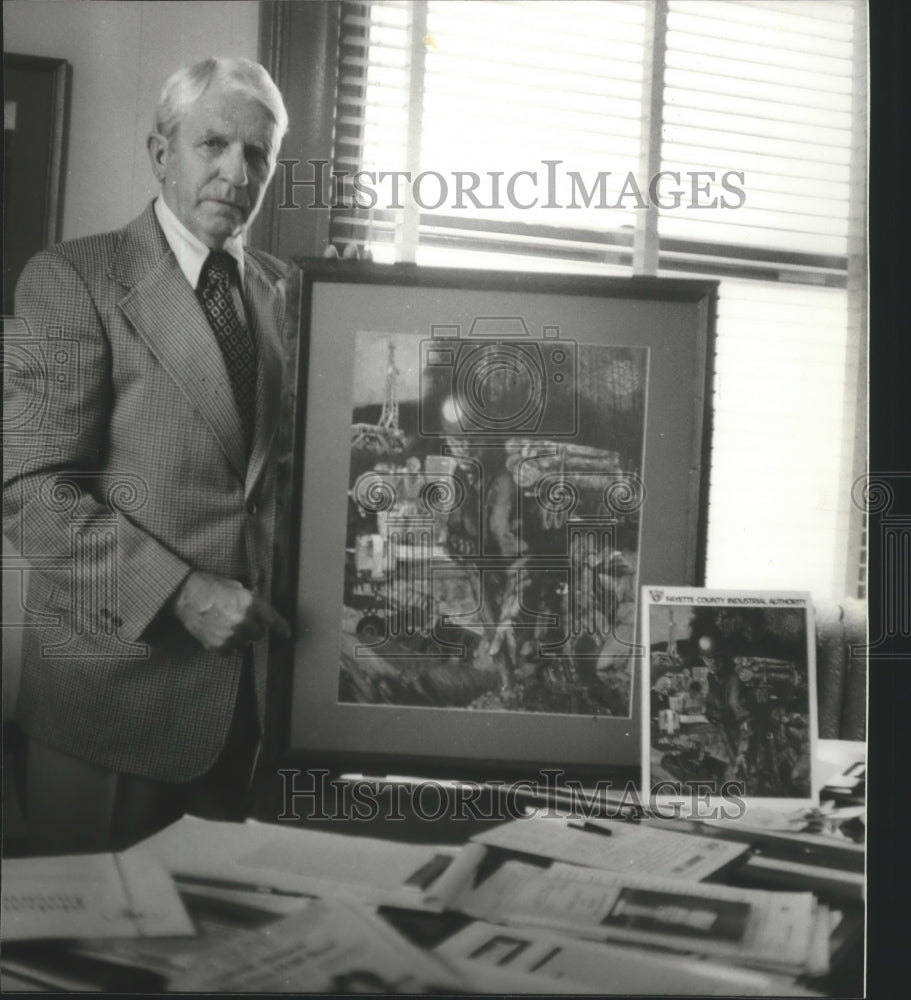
[147,132,169,182]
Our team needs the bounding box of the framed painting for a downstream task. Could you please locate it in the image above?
[281,263,716,781]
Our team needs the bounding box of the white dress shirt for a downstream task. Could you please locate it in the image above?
[154,196,248,321]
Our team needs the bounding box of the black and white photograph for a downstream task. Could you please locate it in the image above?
[2,0,876,995]
[339,328,646,717]
[642,588,818,805]
[603,886,751,942]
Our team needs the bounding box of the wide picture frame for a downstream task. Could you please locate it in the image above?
[280,262,717,781]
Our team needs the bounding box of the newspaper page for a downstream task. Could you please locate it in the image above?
[471,811,749,880]
[450,858,821,973]
[1,851,193,941]
[436,919,825,996]
[168,897,465,993]
[127,814,462,907]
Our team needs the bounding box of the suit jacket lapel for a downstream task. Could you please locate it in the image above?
[243,260,284,498]
[112,206,247,480]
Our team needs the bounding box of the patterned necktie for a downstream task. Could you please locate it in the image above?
[198,251,257,455]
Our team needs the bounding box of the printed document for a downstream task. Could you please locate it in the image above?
[2,851,193,941]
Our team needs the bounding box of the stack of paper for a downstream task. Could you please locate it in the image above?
[168,897,465,993]
[428,811,842,978]
[437,854,831,977]
[10,811,850,994]
[436,919,825,996]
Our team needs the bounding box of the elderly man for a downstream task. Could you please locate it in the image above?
[4,57,292,852]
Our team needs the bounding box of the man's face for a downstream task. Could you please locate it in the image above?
[150,86,279,248]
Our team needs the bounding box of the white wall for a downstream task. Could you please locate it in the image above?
[4,0,261,240]
[2,0,260,715]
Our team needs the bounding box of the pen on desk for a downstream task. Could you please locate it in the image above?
[566,821,612,837]
[174,874,313,898]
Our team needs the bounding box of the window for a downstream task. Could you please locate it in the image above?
[326,0,867,601]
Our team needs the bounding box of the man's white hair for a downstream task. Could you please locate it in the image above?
[153,57,289,142]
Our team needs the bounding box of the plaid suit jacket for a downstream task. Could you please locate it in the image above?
[4,203,287,781]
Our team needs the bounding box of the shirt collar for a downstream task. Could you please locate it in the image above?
[154,196,245,290]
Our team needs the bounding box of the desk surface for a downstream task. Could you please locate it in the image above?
[2,791,865,995]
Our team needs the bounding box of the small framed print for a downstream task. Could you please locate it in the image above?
[641,587,818,814]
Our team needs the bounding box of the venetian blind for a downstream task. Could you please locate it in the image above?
[332,0,647,269]
[656,0,865,598]
[328,0,867,600]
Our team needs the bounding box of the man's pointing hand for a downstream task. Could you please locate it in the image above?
[171,571,291,654]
